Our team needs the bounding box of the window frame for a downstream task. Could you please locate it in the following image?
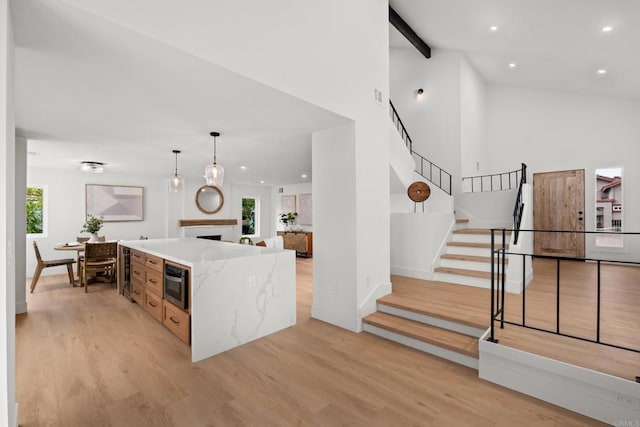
[26,184,48,238]
[241,196,260,238]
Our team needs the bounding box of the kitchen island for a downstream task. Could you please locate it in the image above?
[118,238,296,362]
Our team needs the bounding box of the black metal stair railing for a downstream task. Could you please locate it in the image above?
[461,164,525,193]
[489,228,640,364]
[512,163,527,245]
[389,100,452,195]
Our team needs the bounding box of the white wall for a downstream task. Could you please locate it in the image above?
[390,212,454,280]
[460,56,488,177]
[26,167,168,277]
[390,48,462,195]
[14,137,25,314]
[270,182,312,233]
[487,85,640,260]
[0,0,17,424]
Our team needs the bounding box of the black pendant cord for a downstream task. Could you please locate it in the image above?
[210,131,220,165]
[172,149,181,176]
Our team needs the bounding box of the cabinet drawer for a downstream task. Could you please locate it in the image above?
[144,290,163,323]
[130,249,145,264]
[131,279,145,304]
[145,254,163,273]
[131,261,146,282]
[145,269,163,298]
[163,300,190,345]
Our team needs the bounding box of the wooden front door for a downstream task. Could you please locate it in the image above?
[533,169,585,258]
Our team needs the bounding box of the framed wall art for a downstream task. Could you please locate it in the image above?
[298,193,312,225]
[280,194,296,214]
[86,184,144,221]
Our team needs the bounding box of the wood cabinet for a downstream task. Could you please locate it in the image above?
[277,231,313,257]
[123,248,191,345]
[163,299,191,345]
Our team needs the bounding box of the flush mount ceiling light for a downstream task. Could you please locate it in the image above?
[169,149,185,192]
[80,161,104,173]
[205,131,224,186]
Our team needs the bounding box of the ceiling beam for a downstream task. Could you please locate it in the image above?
[389,6,431,59]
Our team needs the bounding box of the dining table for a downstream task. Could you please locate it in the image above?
[54,242,85,285]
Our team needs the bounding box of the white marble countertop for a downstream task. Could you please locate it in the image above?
[119,238,284,267]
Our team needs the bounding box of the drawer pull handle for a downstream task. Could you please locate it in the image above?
[169,316,180,325]
[149,301,158,308]
[134,290,141,295]
[133,270,141,275]
[149,279,157,284]
[148,260,157,265]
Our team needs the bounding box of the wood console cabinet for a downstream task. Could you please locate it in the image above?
[277,231,313,257]
[126,248,191,345]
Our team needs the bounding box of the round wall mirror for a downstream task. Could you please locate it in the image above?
[195,185,224,214]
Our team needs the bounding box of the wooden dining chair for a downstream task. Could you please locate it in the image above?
[76,237,106,281]
[30,242,76,293]
[83,242,118,292]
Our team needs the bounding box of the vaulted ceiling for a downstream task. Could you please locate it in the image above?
[390,0,640,100]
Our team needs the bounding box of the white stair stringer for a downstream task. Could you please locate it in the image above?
[363,323,479,369]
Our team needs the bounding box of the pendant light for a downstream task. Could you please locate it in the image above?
[205,131,224,186]
[169,149,185,192]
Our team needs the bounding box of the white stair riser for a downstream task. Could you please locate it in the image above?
[452,233,492,244]
[363,323,478,369]
[377,303,486,337]
[439,259,503,272]
[446,245,493,257]
[433,272,492,289]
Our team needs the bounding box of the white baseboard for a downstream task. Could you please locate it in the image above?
[15,301,27,314]
[358,281,392,320]
[479,339,640,424]
[311,304,359,333]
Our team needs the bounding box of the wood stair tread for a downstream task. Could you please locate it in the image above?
[447,242,509,249]
[453,229,512,235]
[363,312,479,358]
[440,254,509,264]
[455,219,469,224]
[434,267,497,280]
[381,277,489,330]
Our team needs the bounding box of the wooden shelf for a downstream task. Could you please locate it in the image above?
[178,219,237,227]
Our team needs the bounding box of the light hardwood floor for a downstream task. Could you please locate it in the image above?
[17,259,602,426]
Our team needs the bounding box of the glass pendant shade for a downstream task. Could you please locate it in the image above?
[205,163,224,186]
[169,173,185,192]
[169,149,185,192]
[205,131,224,186]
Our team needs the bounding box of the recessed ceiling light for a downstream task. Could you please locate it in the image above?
[597,69,607,75]
[602,26,613,32]
[259,180,264,184]
[301,174,307,178]
[240,166,247,170]
[489,26,498,32]
[508,63,517,68]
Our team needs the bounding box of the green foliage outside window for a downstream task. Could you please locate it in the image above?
[242,198,256,235]
[26,187,44,234]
